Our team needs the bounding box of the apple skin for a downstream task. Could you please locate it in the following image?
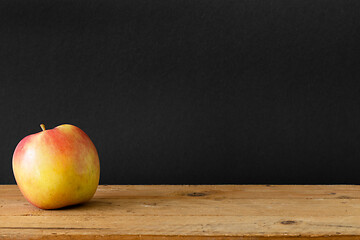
[12,124,100,209]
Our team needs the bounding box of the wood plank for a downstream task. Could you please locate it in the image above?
[0,185,360,239]
[2,198,360,217]
[2,185,360,199]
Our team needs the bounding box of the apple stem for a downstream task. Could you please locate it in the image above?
[40,124,46,131]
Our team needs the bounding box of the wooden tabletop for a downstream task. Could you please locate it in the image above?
[1,185,360,239]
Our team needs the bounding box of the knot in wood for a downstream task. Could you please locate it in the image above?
[281,220,297,225]
[187,192,206,197]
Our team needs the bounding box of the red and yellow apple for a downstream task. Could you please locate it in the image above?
[12,124,100,209]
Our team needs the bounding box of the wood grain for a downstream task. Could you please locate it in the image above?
[1,185,360,239]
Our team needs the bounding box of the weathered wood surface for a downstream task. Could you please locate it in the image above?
[1,185,360,239]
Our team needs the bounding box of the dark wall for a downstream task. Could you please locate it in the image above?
[1,0,360,184]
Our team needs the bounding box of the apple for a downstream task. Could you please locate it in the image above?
[12,124,100,209]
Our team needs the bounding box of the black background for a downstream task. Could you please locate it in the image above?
[1,0,360,184]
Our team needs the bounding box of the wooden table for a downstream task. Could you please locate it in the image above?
[1,185,360,239]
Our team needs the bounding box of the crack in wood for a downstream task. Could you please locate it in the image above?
[309,224,360,229]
